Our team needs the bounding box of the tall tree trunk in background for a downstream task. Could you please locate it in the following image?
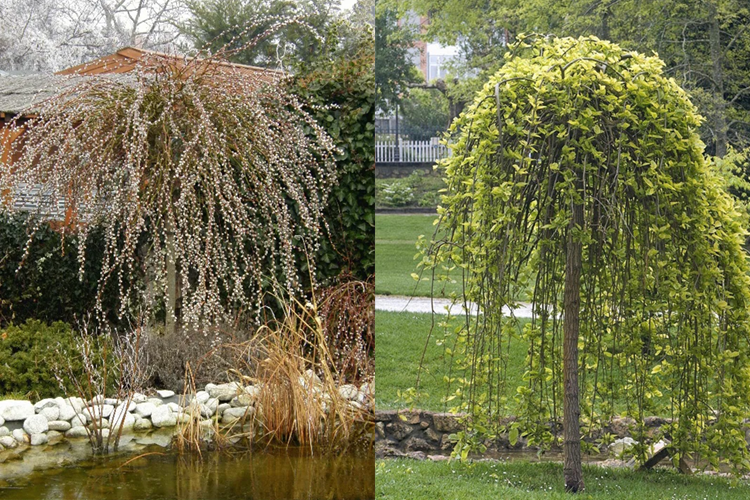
[563,180,584,493]
[708,0,727,158]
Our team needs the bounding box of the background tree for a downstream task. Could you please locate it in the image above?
[181,0,345,69]
[399,87,449,140]
[374,5,421,113]
[0,0,184,72]
[425,36,750,491]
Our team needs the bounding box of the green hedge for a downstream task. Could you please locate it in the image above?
[0,212,122,326]
[288,41,376,282]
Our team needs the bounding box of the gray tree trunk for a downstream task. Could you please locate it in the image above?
[563,192,584,493]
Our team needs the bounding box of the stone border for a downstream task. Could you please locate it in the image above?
[0,378,373,452]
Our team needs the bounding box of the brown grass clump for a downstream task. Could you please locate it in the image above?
[173,295,372,454]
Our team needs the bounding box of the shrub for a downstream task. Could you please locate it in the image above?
[0,212,124,326]
[287,37,376,282]
[318,275,374,384]
[378,179,415,207]
[0,319,80,398]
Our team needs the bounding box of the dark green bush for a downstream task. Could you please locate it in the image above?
[0,212,125,326]
[288,39,376,282]
[0,319,80,398]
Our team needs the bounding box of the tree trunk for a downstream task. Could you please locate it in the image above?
[165,229,177,337]
[563,193,584,493]
[708,0,727,158]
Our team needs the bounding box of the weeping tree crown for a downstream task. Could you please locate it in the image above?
[426,36,750,471]
[1,53,337,327]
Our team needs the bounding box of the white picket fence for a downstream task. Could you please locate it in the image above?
[375,139,450,163]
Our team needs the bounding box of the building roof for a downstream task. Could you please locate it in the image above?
[0,74,133,115]
[0,47,281,116]
[57,46,282,82]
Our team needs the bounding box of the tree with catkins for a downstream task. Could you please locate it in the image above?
[423,36,750,492]
[0,49,338,335]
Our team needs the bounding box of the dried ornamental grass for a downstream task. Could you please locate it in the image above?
[0,52,338,328]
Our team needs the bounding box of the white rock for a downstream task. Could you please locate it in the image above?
[230,394,254,407]
[48,420,72,432]
[104,398,120,406]
[57,403,77,422]
[205,383,217,392]
[195,391,210,404]
[134,418,152,431]
[360,383,372,397]
[0,426,8,437]
[132,393,148,404]
[135,402,156,418]
[70,413,89,427]
[206,398,219,413]
[200,404,215,418]
[84,404,114,420]
[147,398,165,407]
[339,384,358,400]
[12,428,28,444]
[90,395,105,405]
[167,402,181,413]
[156,390,175,398]
[23,415,49,435]
[65,426,89,438]
[151,405,177,428]
[34,398,58,412]
[221,406,254,424]
[217,403,231,415]
[100,428,111,440]
[208,382,242,402]
[0,435,17,448]
[244,386,260,398]
[110,406,136,429]
[0,416,4,427]
[66,397,86,413]
[0,400,35,421]
[30,433,48,446]
[176,413,192,424]
[40,406,60,422]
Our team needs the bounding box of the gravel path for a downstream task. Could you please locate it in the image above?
[375,295,535,318]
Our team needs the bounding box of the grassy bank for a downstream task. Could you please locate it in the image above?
[375,214,464,297]
[375,310,528,411]
[376,459,750,499]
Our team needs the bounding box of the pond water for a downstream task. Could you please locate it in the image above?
[0,437,374,500]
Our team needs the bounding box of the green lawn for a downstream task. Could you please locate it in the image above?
[376,459,750,499]
[375,310,528,411]
[375,214,464,297]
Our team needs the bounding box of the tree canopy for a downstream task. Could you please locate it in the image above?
[424,36,750,488]
[0,55,337,330]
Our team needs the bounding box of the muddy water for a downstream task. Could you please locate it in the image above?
[0,441,374,500]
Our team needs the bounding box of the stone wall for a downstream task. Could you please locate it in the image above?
[374,410,465,458]
[373,410,730,461]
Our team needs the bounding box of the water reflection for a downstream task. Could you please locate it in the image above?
[0,444,374,500]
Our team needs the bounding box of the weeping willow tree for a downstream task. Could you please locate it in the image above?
[0,52,337,333]
[424,36,750,492]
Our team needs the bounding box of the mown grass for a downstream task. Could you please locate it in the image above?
[375,214,464,297]
[376,459,750,500]
[375,310,528,411]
